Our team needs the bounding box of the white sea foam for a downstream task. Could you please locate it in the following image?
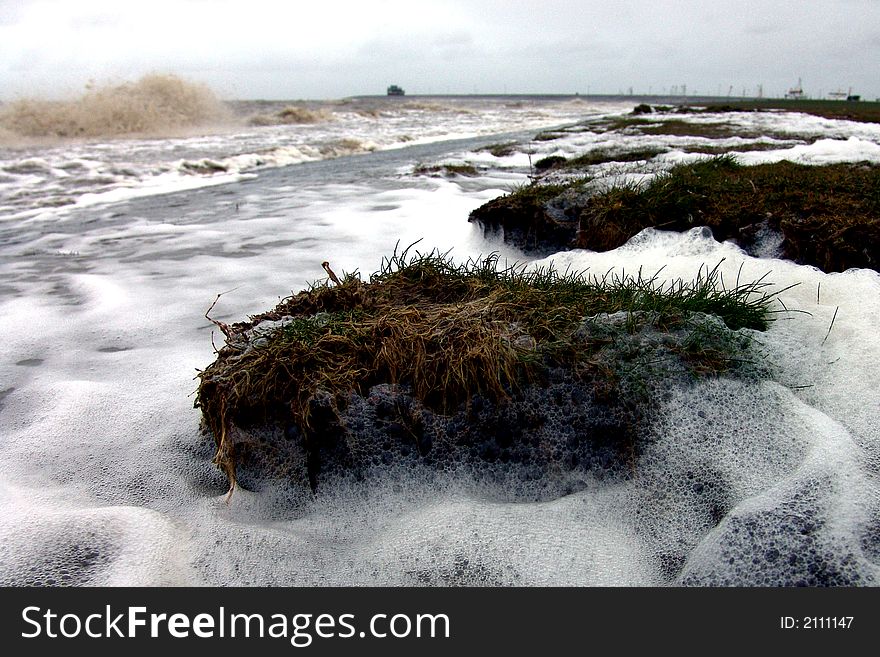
[0,97,616,220]
[735,136,880,165]
[0,101,878,586]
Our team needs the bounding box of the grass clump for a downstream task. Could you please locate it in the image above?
[637,119,745,139]
[531,148,668,175]
[534,155,568,171]
[471,155,879,271]
[533,149,665,172]
[477,142,519,157]
[564,147,668,168]
[591,116,757,139]
[196,244,779,488]
[469,180,590,254]
[413,163,480,177]
[680,141,796,155]
[534,131,566,141]
[577,156,880,271]
[591,116,656,133]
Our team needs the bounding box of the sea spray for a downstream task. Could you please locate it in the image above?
[0,74,230,141]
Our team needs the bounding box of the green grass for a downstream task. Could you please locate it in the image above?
[590,116,760,139]
[196,244,780,488]
[576,156,880,271]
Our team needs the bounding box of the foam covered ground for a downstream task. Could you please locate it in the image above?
[0,103,878,585]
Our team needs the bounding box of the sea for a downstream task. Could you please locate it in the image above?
[1,88,879,586]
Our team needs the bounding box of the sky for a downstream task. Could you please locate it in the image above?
[1,0,879,101]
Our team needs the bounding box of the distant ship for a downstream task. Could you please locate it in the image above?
[387,85,405,96]
[785,78,806,100]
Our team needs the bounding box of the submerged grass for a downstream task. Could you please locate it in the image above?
[637,119,745,139]
[413,163,480,177]
[535,148,667,172]
[476,142,519,157]
[587,113,818,141]
[696,99,880,124]
[196,244,780,488]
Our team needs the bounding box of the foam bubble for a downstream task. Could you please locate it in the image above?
[677,394,875,585]
[0,483,194,586]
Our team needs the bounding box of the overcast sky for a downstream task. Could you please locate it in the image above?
[1,0,878,101]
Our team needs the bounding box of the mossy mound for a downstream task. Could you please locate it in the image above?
[196,247,777,495]
[469,157,880,272]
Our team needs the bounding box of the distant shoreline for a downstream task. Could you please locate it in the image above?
[347,94,880,123]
